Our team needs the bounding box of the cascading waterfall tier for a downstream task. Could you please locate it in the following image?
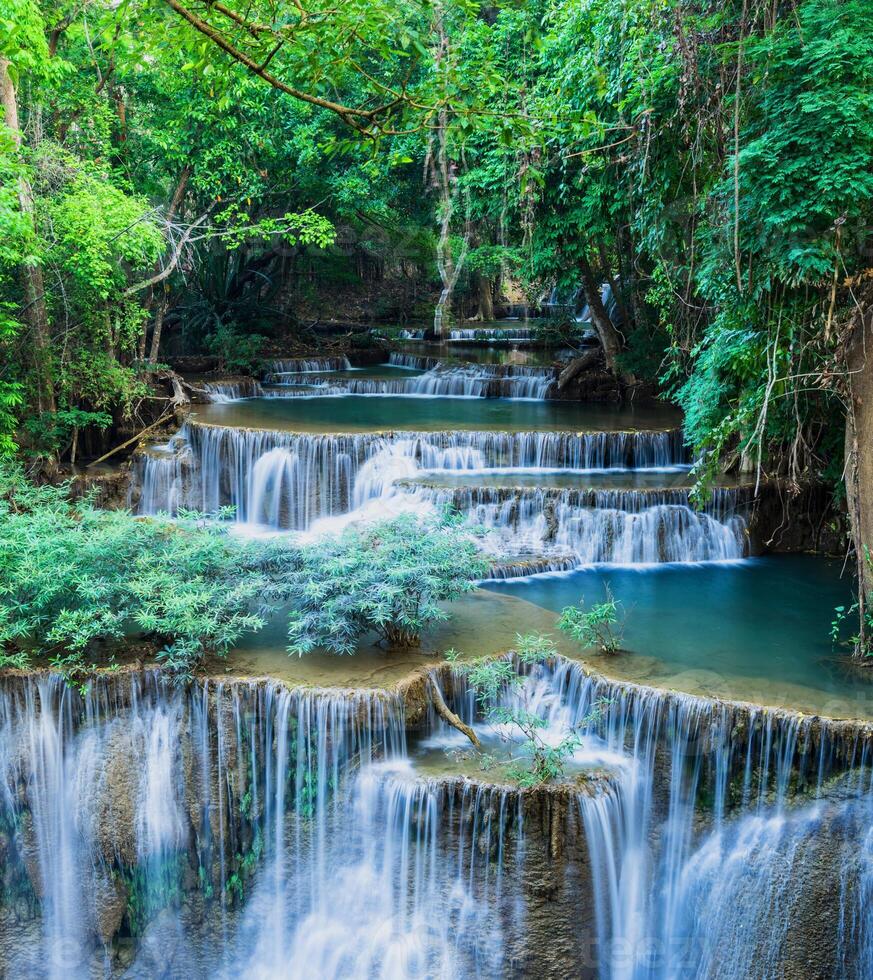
[266,356,352,375]
[406,484,749,569]
[448,327,535,341]
[510,659,873,980]
[202,380,264,402]
[0,663,871,978]
[0,671,530,978]
[263,363,558,399]
[388,352,439,371]
[201,353,558,402]
[129,420,687,530]
[431,656,873,980]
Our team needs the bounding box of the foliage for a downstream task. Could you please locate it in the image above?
[279,513,489,656]
[532,317,589,350]
[448,633,603,787]
[0,467,271,679]
[558,587,623,654]
[205,322,267,375]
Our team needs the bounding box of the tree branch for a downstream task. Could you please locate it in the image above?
[429,677,480,748]
[163,0,393,131]
[123,209,209,297]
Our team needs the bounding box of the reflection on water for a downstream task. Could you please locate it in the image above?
[192,395,682,434]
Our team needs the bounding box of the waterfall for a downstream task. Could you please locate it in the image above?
[388,353,440,371]
[262,363,557,399]
[448,327,535,341]
[266,357,352,375]
[483,659,873,980]
[237,767,518,978]
[0,665,870,976]
[202,380,264,402]
[201,356,556,402]
[410,485,748,566]
[0,673,525,978]
[204,380,350,401]
[130,421,687,528]
[396,364,555,399]
[126,419,748,575]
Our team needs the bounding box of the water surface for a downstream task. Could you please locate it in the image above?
[226,555,872,719]
[486,556,871,718]
[193,395,681,434]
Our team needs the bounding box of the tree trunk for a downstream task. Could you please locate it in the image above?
[0,57,55,415]
[845,305,873,659]
[557,347,602,390]
[579,251,623,375]
[146,165,190,364]
[475,272,494,322]
[430,101,469,338]
[596,240,631,330]
[428,678,480,748]
[148,294,169,364]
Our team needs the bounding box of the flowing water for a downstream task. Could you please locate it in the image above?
[14,344,873,976]
[128,390,748,573]
[0,674,520,978]
[259,362,559,399]
[1,663,870,978]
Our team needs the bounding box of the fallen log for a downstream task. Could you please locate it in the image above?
[557,347,602,390]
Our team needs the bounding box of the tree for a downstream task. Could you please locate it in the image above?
[1,2,55,417]
[277,513,489,655]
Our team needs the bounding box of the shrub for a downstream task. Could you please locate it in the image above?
[278,513,489,655]
[0,467,270,679]
[557,586,624,654]
[205,322,267,375]
[448,634,604,787]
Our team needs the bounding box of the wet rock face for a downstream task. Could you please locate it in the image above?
[513,787,600,979]
[94,872,129,945]
[64,469,132,510]
[748,481,847,556]
[92,722,142,867]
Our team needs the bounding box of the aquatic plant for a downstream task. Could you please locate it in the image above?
[557,587,624,654]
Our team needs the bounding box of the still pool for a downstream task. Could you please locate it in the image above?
[193,395,682,434]
[225,554,871,720]
[486,555,870,718]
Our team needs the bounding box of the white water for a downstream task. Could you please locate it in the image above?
[129,418,746,570]
[131,423,684,518]
[0,662,870,977]
[202,354,557,403]
[0,675,518,979]
[476,660,873,980]
[448,328,535,341]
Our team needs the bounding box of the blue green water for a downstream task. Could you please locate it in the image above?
[194,396,681,434]
[485,556,873,718]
